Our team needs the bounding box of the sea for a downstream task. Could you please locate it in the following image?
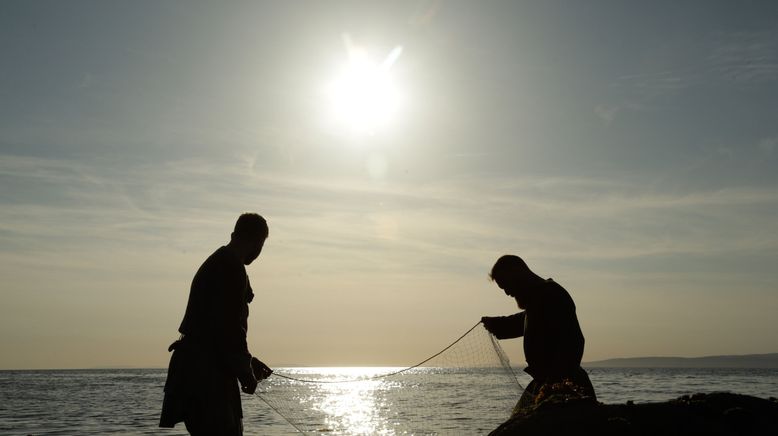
[1,367,777,435]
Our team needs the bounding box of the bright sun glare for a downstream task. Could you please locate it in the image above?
[326,37,403,135]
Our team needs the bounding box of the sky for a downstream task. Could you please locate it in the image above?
[1,1,777,369]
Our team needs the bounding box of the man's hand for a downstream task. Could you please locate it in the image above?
[481,316,499,335]
[238,365,258,394]
[240,374,258,394]
[251,356,273,381]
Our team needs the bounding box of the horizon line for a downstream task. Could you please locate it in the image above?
[2,352,777,372]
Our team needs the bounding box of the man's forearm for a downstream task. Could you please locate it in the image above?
[483,312,525,339]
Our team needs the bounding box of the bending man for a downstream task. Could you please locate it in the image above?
[481,255,596,412]
[160,213,273,435]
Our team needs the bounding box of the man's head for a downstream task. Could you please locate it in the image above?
[231,213,269,265]
[489,255,537,308]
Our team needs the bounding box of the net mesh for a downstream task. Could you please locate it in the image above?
[255,322,523,435]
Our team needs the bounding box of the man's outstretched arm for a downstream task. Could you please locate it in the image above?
[481,312,525,339]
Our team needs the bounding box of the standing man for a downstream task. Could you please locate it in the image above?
[160,213,273,435]
[481,255,596,412]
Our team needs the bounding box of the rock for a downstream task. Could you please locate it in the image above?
[489,392,778,436]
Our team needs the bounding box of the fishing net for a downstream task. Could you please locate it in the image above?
[255,322,524,435]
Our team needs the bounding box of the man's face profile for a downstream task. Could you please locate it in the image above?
[495,276,515,297]
[496,274,527,308]
[244,237,265,265]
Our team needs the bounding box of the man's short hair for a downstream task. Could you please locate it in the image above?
[233,213,268,240]
[489,254,530,282]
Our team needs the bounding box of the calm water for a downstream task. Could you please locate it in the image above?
[1,367,777,435]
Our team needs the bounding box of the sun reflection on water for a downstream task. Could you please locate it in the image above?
[318,379,386,434]
[258,325,522,434]
[306,367,400,435]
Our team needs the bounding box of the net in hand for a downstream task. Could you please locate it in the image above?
[255,322,523,435]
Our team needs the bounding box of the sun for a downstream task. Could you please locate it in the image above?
[325,37,403,135]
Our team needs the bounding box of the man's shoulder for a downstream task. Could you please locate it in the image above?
[198,246,243,274]
[211,246,242,263]
[541,279,575,304]
[206,245,229,261]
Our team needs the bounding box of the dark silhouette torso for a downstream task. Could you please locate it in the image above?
[160,246,254,434]
[487,279,585,379]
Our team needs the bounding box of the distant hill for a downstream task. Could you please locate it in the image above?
[584,353,778,368]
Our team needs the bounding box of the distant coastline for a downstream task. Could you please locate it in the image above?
[585,353,778,368]
[2,353,778,371]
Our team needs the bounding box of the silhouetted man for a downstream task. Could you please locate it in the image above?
[160,213,273,435]
[481,255,596,413]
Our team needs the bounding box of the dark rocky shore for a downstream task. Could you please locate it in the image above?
[490,392,778,435]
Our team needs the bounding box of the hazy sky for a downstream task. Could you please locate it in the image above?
[2,1,777,369]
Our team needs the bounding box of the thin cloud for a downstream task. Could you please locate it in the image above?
[2,153,776,279]
[758,136,778,155]
[708,31,778,84]
[613,71,691,92]
[594,104,619,125]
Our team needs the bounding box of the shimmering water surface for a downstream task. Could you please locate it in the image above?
[1,367,777,435]
[257,367,521,435]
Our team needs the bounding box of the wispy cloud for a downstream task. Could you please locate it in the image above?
[758,136,778,155]
[594,104,619,125]
[2,153,776,281]
[708,31,778,84]
[611,70,692,95]
[600,30,778,123]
